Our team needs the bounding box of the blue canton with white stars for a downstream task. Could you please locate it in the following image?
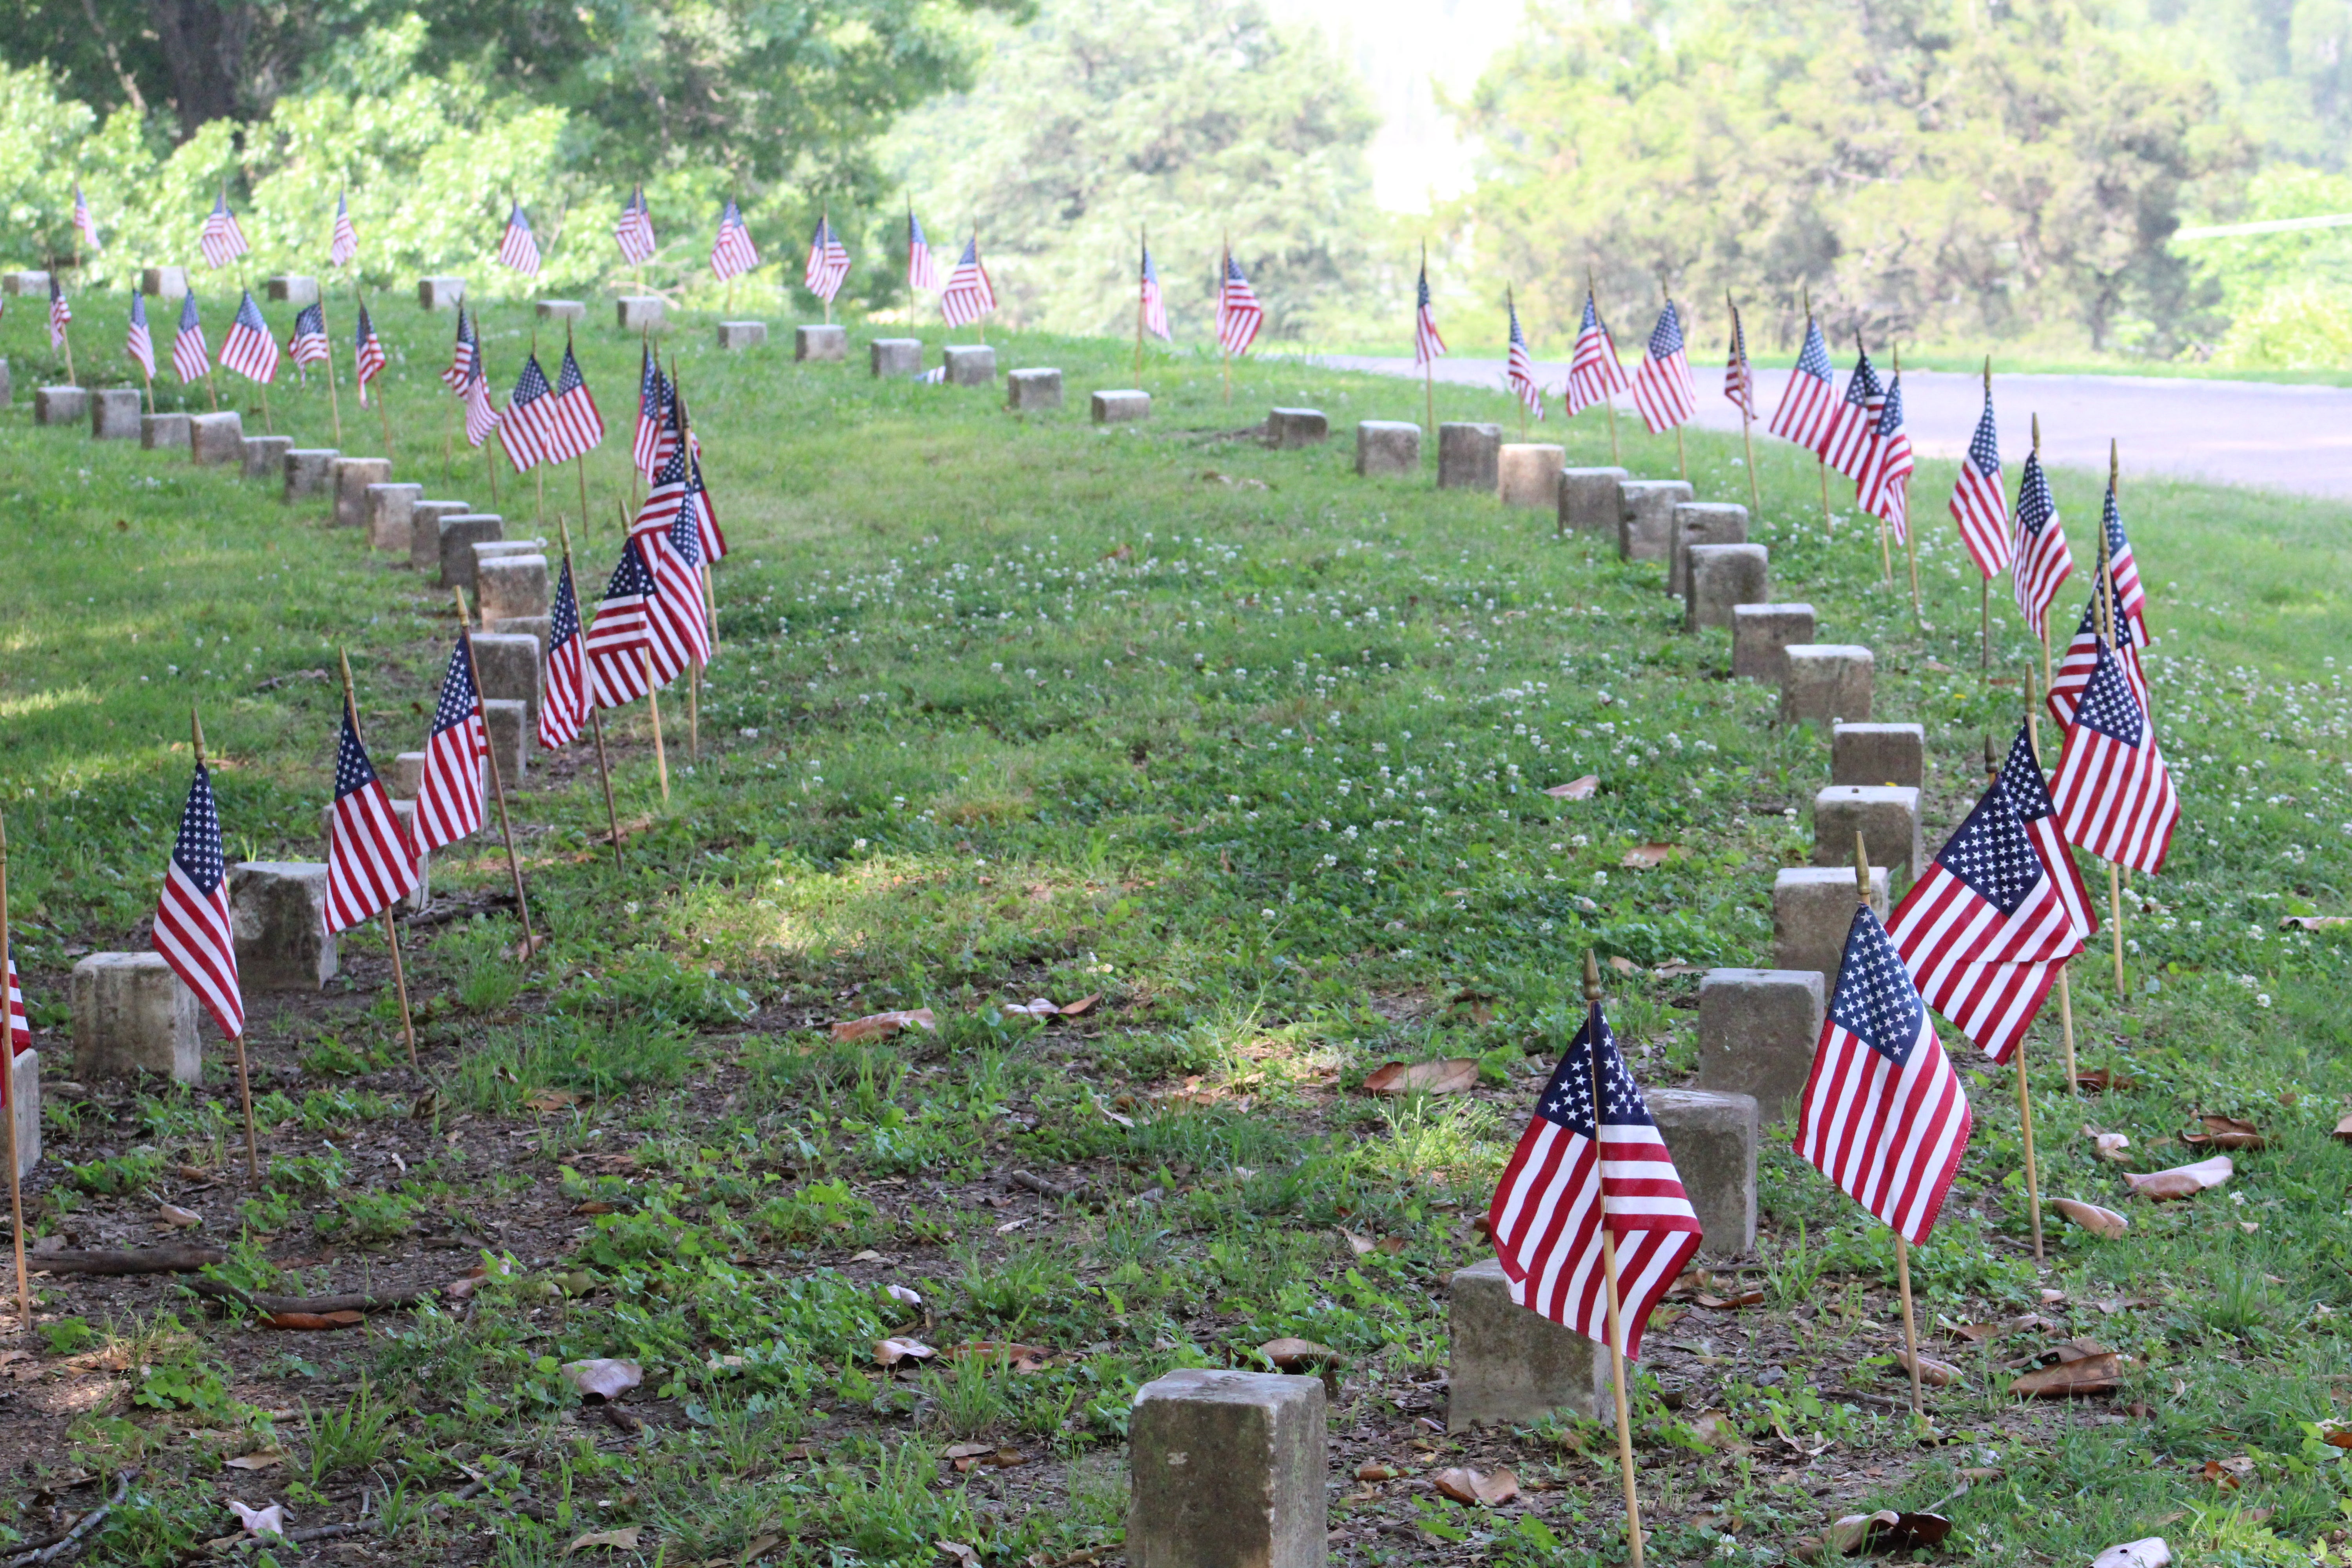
[333,705,381,800]
[1793,320,1833,380]
[1646,301,1684,360]
[2015,453,2054,538]
[430,639,478,738]
[171,764,227,893]
[2071,582,2134,649]
[2074,647,2145,747]
[1966,395,2000,477]
[2103,486,2129,561]
[513,354,552,406]
[1841,349,1881,408]
[667,491,704,568]
[1995,726,2056,824]
[293,302,324,339]
[234,291,267,332]
[1831,910,1926,1065]
[1533,1007,1655,1140]
[556,346,586,397]
[1579,295,1602,336]
[178,294,200,332]
[1416,269,1432,311]
[550,558,581,645]
[604,540,657,603]
[1875,375,1904,437]
[1935,782,2044,915]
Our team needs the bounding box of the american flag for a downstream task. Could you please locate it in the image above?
[684,451,726,562]
[1213,252,1263,356]
[73,183,100,252]
[1996,724,2098,940]
[1630,299,1697,434]
[498,202,543,277]
[586,539,666,707]
[2100,483,2150,648]
[353,302,385,405]
[710,198,760,281]
[500,353,556,472]
[329,191,359,268]
[5,951,26,1058]
[1412,260,1445,368]
[463,358,501,448]
[2047,582,2150,728]
[1766,316,1837,452]
[1140,243,1171,341]
[2051,642,2178,875]
[632,346,668,479]
[942,236,996,329]
[1504,297,1543,419]
[1855,370,1914,541]
[631,403,691,537]
[200,190,248,269]
[2009,451,2071,642]
[645,493,714,673]
[171,294,209,385]
[220,289,279,384]
[47,277,71,351]
[413,637,488,852]
[323,699,419,933]
[908,211,940,293]
[1723,299,1754,420]
[1888,778,2083,1062]
[543,340,605,463]
[125,289,155,379]
[1949,388,2014,579]
[538,554,590,750]
[1565,291,1628,416]
[804,215,851,303]
[1485,999,1701,1359]
[152,760,243,1040]
[1819,347,1885,480]
[287,301,329,377]
[441,304,476,394]
[614,185,657,265]
[1793,903,1971,1245]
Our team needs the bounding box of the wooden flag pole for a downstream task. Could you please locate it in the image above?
[559,521,625,871]
[1799,292,1827,536]
[975,227,984,347]
[1858,829,1926,1415]
[1587,272,1621,466]
[2092,492,2126,1001]
[1221,232,1233,407]
[642,646,670,803]
[1134,225,1147,380]
[363,289,394,459]
[1874,343,1893,584]
[324,317,344,448]
[0,810,32,1332]
[530,328,546,528]
[1510,284,1527,443]
[142,365,155,418]
[1668,284,1687,482]
[194,705,260,1180]
[1421,239,1434,441]
[2024,671,2080,1092]
[822,206,833,327]
[1986,735,2045,1263]
[1582,949,1644,1568]
[453,588,538,962]
[60,316,77,388]
[1730,294,1760,514]
[337,651,418,1070]
[688,659,701,763]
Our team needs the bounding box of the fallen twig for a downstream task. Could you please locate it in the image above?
[2,1468,134,1566]
[283,1478,490,1544]
[1011,1171,1076,1201]
[186,1279,439,1316]
[31,1247,225,1276]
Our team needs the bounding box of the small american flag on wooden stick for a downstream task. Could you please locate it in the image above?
[498,202,543,277]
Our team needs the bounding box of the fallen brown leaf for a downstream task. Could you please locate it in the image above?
[1947,1322,2004,1343]
[1619,842,1676,869]
[1544,776,1599,800]
[874,1337,936,1367]
[2182,1114,2267,1151]
[831,1008,936,1043]
[2203,1455,2255,1488]
[572,1201,616,1216]
[1684,1410,1751,1453]
[1059,993,1100,1016]
[2054,1198,2130,1237]
[2124,1155,2233,1200]
[262,1310,363,1331]
[1695,1290,1766,1310]
[1361,1058,1479,1096]
[523,1087,582,1114]
[158,1203,203,1229]
[1356,1461,1403,1481]
[567,1526,643,1554]
[2323,1421,2352,1450]
[2085,1127,2132,1161]
[2281,916,2348,930]
[224,1450,285,1471]
[947,1341,1050,1372]
[2075,1068,2137,1093]
[2009,1352,2122,1397]
[936,1543,979,1568]
[1430,1466,1519,1506]
[1896,1351,1962,1387]
[1258,1337,1341,1373]
[558,1359,644,1402]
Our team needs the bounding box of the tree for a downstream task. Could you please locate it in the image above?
[882,0,1381,339]
[1450,0,2252,356]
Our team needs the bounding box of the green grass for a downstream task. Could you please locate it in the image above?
[2,290,2350,1566]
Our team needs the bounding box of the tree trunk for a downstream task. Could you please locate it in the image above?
[148,0,254,135]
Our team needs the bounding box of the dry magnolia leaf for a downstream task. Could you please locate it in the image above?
[949,1341,1050,1372]
[873,1338,936,1367]
[227,1500,285,1538]
[158,1203,203,1229]
[1896,1351,1962,1387]
[1361,1058,1479,1096]
[1060,993,1100,1016]
[1946,1322,2004,1343]
[936,1542,980,1568]
[831,1008,936,1043]
[2281,916,2348,930]
[566,1527,643,1553]
[2054,1198,2129,1238]
[1340,1229,1377,1257]
[2203,1456,2255,1488]
[1696,1290,1766,1310]
[2092,1540,2171,1568]
[1544,776,1599,800]
[1004,998,1059,1018]
[2183,1114,2267,1151]
[1258,1338,1342,1372]
[1619,842,1676,869]
[1356,1461,1403,1481]
[1827,1513,1900,1555]
[2009,1352,2122,1398]
[224,1450,285,1471]
[2089,1131,2132,1161]
[1430,1467,1519,1506]
[886,1284,923,1307]
[523,1088,582,1114]
[1608,955,1638,974]
[263,1310,364,1331]
[558,1359,644,1402]
[2075,1069,2137,1093]
[2124,1155,2232,1200]
[1684,1410,1751,1453]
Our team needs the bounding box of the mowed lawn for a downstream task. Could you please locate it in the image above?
[0,288,2349,1566]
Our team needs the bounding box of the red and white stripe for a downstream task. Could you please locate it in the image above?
[1766,325,1838,452]
[614,187,657,265]
[1565,296,1628,416]
[711,200,760,282]
[412,640,488,853]
[498,203,543,277]
[125,290,155,379]
[171,296,210,385]
[152,762,243,1040]
[354,305,386,404]
[538,557,590,750]
[200,194,248,269]
[1630,336,1696,436]
[1929,960,2060,1067]
[2046,595,2150,728]
[219,290,279,385]
[1214,254,1263,356]
[463,365,502,448]
[804,216,851,302]
[1855,377,1915,544]
[330,193,359,268]
[942,238,997,330]
[2051,647,2179,875]
[324,711,419,934]
[8,953,32,1057]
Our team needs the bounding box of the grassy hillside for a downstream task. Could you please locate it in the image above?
[0,289,2348,1565]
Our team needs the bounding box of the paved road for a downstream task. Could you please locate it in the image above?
[1314,356,2352,501]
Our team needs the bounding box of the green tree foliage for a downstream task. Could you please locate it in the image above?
[1453,0,2253,357]
[2181,165,2352,366]
[883,0,1382,339]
